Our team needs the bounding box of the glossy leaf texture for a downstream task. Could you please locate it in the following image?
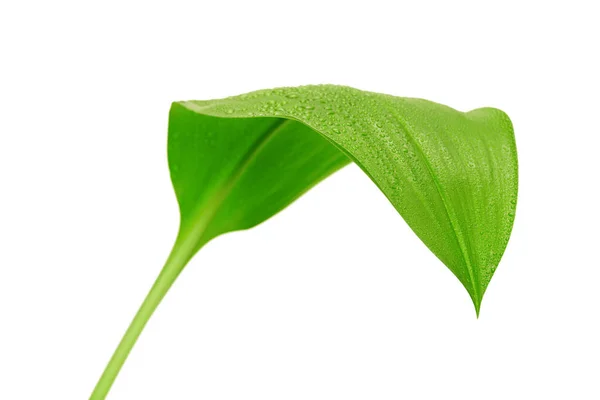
[90,85,518,398]
[169,85,518,313]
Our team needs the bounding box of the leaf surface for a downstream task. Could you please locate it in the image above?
[90,84,518,399]
[169,85,518,311]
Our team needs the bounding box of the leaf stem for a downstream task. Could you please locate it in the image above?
[89,231,203,400]
[89,118,287,398]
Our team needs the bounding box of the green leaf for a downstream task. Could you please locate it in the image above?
[90,85,518,399]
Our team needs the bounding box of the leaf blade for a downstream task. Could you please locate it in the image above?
[89,85,518,397]
[170,84,518,311]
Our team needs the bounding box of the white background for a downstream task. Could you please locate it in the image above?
[1,1,599,399]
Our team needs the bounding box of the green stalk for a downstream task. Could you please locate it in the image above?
[89,231,204,400]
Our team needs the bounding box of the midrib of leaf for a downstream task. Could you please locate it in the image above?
[182,98,480,309]
[179,117,292,244]
[380,99,480,312]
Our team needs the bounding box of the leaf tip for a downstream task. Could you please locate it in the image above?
[472,293,483,318]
